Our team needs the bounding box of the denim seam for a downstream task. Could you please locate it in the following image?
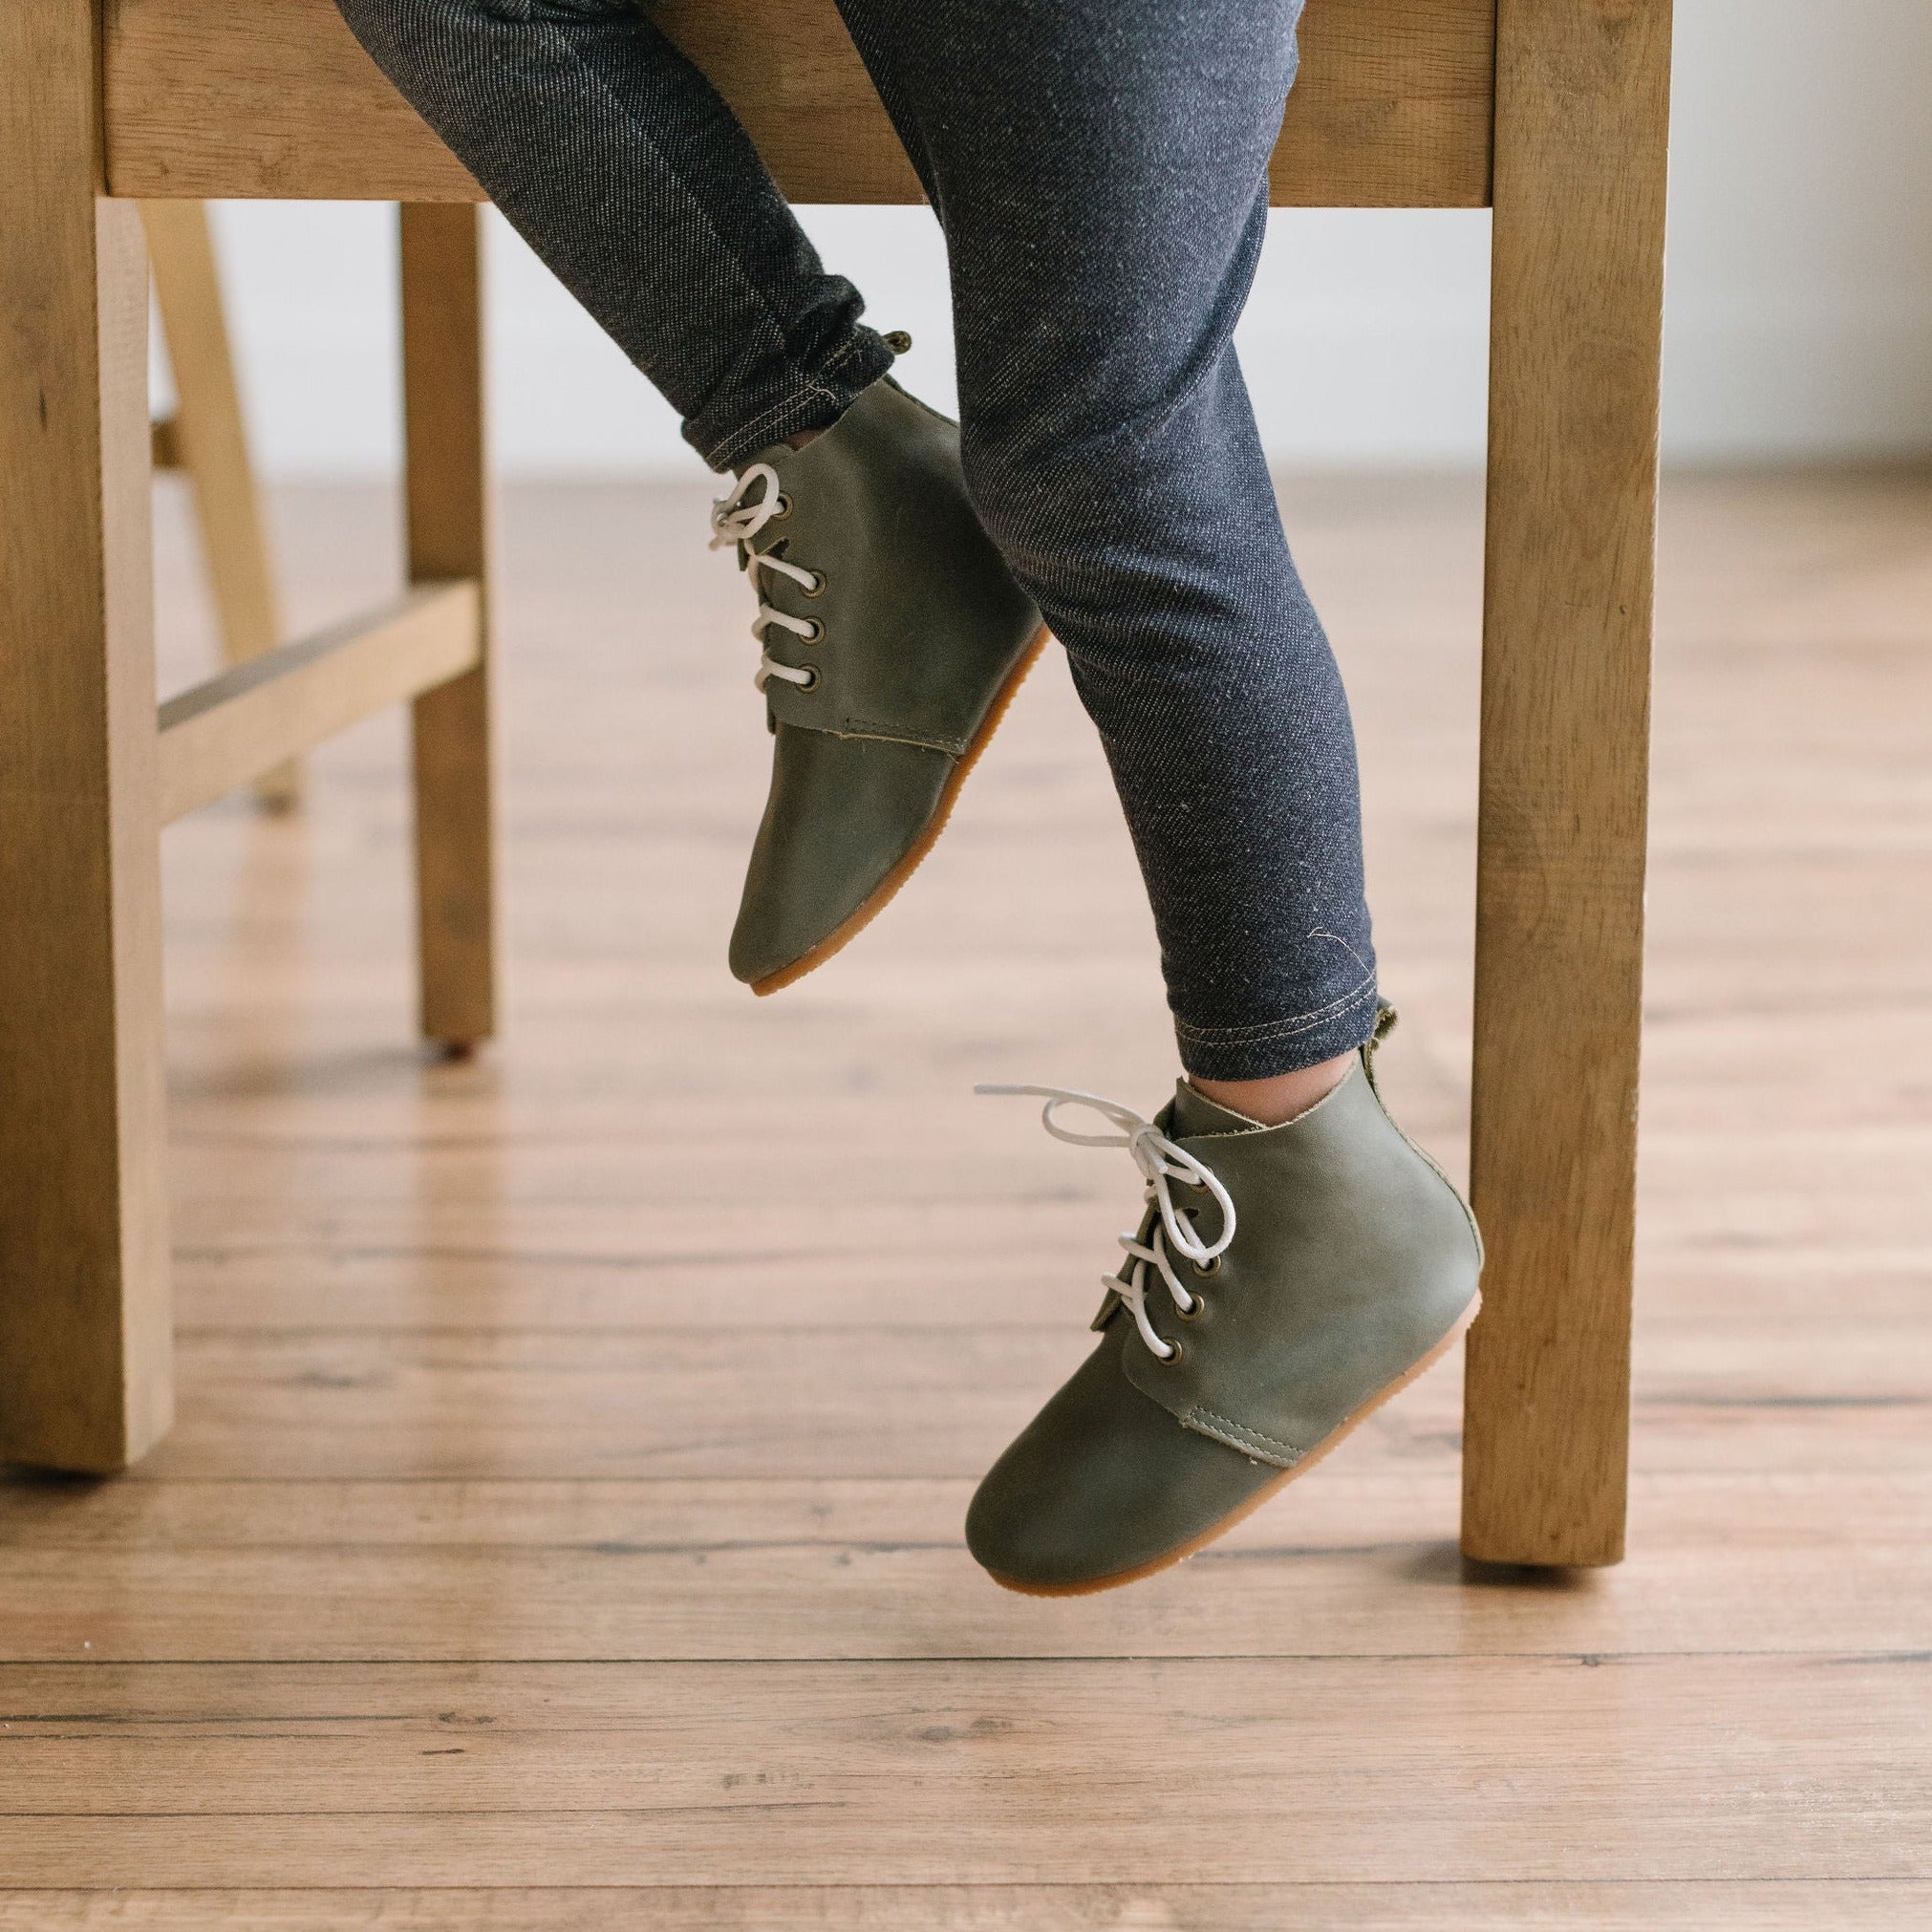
[704,333,891,465]
[709,383,841,466]
[818,335,873,377]
[1173,972,1377,1046]
[705,335,889,466]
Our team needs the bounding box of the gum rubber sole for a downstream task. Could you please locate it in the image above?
[985,1291,1483,1598]
[748,622,1053,997]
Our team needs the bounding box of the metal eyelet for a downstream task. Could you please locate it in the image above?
[1159,1340,1185,1365]
[800,570,826,598]
[1194,1254,1222,1277]
[800,618,826,643]
[769,493,792,520]
[796,666,821,692]
[1174,1294,1204,1323]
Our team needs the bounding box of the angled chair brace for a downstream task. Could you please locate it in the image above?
[0,0,1669,1569]
[143,199,301,805]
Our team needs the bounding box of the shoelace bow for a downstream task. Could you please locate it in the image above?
[708,462,823,692]
[977,1084,1237,1362]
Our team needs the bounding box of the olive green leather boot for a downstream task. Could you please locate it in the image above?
[967,1007,1483,1594]
[711,376,1048,993]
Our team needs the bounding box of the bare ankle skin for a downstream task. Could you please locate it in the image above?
[1190,1050,1354,1128]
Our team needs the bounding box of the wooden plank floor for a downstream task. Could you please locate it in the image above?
[4,468,1930,1924]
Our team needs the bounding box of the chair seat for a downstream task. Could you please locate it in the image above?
[102,0,1495,208]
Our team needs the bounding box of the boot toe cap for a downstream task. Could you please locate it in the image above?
[730,724,955,987]
[966,1330,1278,1593]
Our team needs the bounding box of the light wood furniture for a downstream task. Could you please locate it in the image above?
[142,199,300,806]
[0,0,1669,1570]
[3,2,496,1476]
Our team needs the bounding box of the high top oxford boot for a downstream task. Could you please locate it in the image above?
[710,376,1048,994]
[968,1005,1483,1595]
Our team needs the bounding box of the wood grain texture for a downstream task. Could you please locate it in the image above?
[157,584,482,823]
[140,199,296,805]
[401,204,497,1048]
[5,1885,1930,1931]
[4,1470,1928,1664]
[1460,0,1673,1565]
[0,1,172,1472]
[2,1655,1925,1886]
[101,0,1494,208]
[1266,0,1494,205]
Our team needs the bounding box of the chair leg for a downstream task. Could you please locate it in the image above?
[1461,0,1673,1566]
[1,10,172,1471]
[399,204,497,1051]
[142,200,298,808]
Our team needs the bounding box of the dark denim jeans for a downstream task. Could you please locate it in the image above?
[335,0,1378,1079]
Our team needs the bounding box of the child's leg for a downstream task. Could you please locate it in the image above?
[832,0,1480,1593]
[335,0,1048,989]
[838,0,1376,1086]
[335,0,892,467]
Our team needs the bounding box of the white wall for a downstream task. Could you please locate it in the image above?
[179,0,1932,477]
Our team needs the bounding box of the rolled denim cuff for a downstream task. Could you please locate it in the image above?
[1171,974,1382,1083]
[691,328,899,472]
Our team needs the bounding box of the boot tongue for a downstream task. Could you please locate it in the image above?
[1167,1079,1267,1139]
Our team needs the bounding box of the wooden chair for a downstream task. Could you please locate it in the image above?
[0,0,1669,1568]
[144,199,301,806]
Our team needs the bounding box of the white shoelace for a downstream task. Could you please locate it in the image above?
[708,462,824,691]
[977,1084,1237,1363]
